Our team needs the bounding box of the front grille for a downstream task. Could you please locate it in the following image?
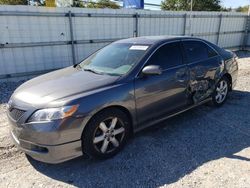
[8,108,26,121]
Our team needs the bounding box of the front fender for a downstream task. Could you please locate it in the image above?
[70,82,136,138]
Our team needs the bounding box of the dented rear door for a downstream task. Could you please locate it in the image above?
[181,40,222,104]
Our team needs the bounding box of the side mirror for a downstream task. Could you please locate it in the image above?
[142,65,162,76]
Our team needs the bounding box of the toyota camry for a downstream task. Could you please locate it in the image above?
[7,36,238,163]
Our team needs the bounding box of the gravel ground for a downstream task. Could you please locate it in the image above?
[0,51,250,188]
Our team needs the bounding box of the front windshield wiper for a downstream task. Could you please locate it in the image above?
[73,63,82,69]
[83,68,104,75]
[73,63,80,68]
[75,65,121,76]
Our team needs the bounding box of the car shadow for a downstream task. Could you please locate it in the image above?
[28,89,250,187]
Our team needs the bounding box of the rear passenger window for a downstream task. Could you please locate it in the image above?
[183,41,216,63]
[207,45,218,57]
[147,42,183,70]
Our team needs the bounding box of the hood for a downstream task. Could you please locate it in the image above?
[12,66,119,107]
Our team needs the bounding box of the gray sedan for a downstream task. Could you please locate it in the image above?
[7,36,238,163]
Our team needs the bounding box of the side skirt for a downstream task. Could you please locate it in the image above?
[134,97,212,133]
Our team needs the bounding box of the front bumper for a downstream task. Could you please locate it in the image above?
[10,130,82,164]
[8,110,84,164]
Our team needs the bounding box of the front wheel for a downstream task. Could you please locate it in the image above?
[82,108,131,159]
[211,77,229,106]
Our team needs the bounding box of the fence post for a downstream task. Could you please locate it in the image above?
[67,11,76,65]
[242,15,250,50]
[216,14,223,46]
[134,13,139,37]
[183,13,187,36]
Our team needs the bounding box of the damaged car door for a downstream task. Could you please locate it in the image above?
[182,40,222,104]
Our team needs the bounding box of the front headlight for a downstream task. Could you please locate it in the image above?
[28,105,79,123]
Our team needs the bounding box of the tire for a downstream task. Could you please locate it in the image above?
[211,76,230,107]
[82,108,131,159]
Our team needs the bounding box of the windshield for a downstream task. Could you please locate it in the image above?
[79,43,150,76]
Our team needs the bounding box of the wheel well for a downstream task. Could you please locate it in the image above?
[223,73,232,90]
[86,105,134,132]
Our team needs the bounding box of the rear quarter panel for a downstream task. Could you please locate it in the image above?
[187,55,224,103]
[224,53,238,89]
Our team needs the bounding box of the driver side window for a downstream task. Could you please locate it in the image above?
[147,42,183,70]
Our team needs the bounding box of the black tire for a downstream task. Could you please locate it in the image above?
[82,108,131,159]
[211,76,230,107]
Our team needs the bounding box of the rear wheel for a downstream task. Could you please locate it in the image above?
[211,77,229,106]
[82,108,131,159]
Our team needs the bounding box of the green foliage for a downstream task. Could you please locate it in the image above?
[72,0,85,7]
[235,5,249,13]
[86,0,120,9]
[0,0,45,5]
[161,0,188,11]
[34,0,45,6]
[161,0,222,11]
[0,0,27,5]
[220,7,232,12]
[72,0,120,9]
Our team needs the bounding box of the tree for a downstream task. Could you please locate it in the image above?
[0,0,27,5]
[161,0,222,11]
[85,0,120,9]
[71,0,119,9]
[161,0,188,11]
[72,0,84,7]
[0,0,45,5]
[33,0,45,6]
[221,7,232,12]
[235,5,249,13]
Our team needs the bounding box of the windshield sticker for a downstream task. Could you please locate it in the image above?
[129,45,149,50]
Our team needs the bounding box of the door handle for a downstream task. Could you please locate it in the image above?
[176,72,187,82]
[178,79,186,83]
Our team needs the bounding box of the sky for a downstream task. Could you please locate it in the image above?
[144,0,250,8]
[221,0,249,8]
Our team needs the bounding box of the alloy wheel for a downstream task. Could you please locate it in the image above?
[215,80,228,104]
[93,117,125,154]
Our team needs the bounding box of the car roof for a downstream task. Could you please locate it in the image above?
[115,36,197,45]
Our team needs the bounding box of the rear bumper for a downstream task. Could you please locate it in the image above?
[230,58,238,90]
[10,130,82,164]
[231,70,238,90]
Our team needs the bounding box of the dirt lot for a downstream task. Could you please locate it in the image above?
[0,51,250,188]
